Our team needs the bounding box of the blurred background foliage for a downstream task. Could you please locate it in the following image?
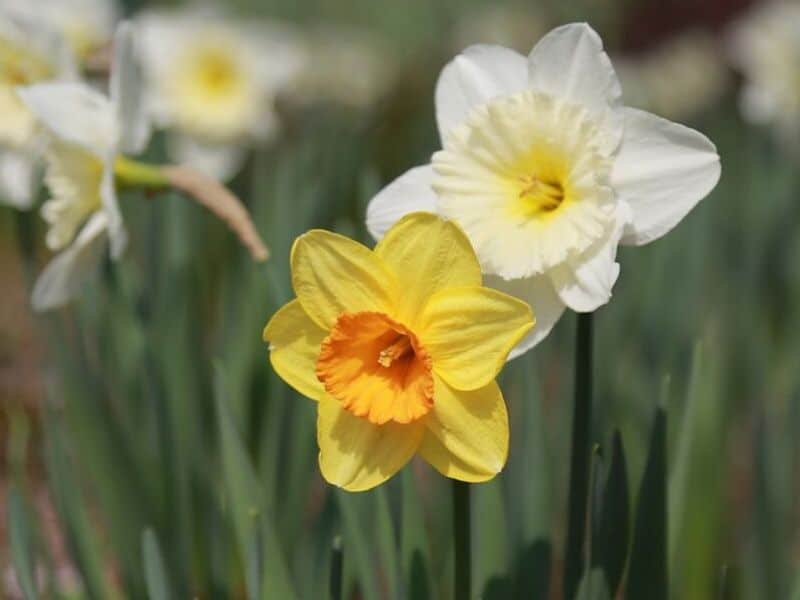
[2,0,799,598]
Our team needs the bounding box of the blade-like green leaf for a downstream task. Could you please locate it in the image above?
[214,363,295,599]
[142,528,171,600]
[8,485,38,600]
[626,408,667,600]
[591,430,630,596]
[575,568,611,600]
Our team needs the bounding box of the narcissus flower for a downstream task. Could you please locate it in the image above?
[137,9,305,180]
[367,23,721,357]
[3,0,120,59]
[0,10,76,208]
[728,1,800,148]
[263,213,534,491]
[18,22,149,310]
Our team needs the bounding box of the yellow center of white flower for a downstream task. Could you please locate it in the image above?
[432,90,617,280]
[168,38,259,141]
[41,141,105,251]
[0,37,55,148]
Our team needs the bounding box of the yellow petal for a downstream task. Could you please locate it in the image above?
[263,299,328,401]
[418,286,534,391]
[317,396,424,491]
[374,212,481,325]
[418,376,509,482]
[291,229,397,330]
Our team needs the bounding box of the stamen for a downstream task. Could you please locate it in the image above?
[518,175,564,212]
[378,334,413,367]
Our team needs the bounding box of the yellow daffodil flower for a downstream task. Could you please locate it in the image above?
[263,213,535,492]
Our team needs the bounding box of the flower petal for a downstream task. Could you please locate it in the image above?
[263,299,328,401]
[31,212,109,312]
[291,229,396,330]
[166,133,246,182]
[365,165,437,240]
[527,23,622,116]
[101,160,127,260]
[317,396,424,491]
[418,286,533,390]
[612,107,721,246]
[374,213,481,325]
[435,44,528,138]
[485,274,566,359]
[111,21,151,155]
[0,152,38,210]
[17,83,117,155]
[418,377,508,482]
[548,202,631,312]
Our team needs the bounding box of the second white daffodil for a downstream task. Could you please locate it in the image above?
[367,23,721,357]
[18,22,149,311]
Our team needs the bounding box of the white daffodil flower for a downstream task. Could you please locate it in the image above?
[137,9,305,181]
[728,1,800,147]
[1,0,120,58]
[0,9,76,208]
[366,23,721,357]
[18,22,149,311]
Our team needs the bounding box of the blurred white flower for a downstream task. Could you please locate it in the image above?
[728,1,800,146]
[137,8,305,181]
[367,23,721,357]
[1,0,120,58]
[450,3,549,54]
[18,22,149,311]
[615,31,730,122]
[0,9,76,208]
[284,26,395,109]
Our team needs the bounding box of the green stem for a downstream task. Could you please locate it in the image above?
[453,480,471,599]
[563,312,594,600]
[329,535,343,600]
[113,156,169,189]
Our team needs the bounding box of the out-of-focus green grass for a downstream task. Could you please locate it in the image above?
[4,0,800,598]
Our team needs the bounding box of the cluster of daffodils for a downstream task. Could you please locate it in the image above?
[265,23,721,491]
[0,7,268,311]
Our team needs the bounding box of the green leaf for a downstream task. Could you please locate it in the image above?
[575,568,611,600]
[214,363,295,599]
[591,430,630,596]
[401,468,432,598]
[336,491,380,600]
[626,408,667,600]
[142,528,171,600]
[8,485,38,600]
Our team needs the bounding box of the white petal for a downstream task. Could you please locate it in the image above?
[612,107,721,246]
[527,23,622,116]
[365,165,437,240]
[0,152,39,209]
[435,44,528,138]
[166,133,245,181]
[100,160,127,260]
[548,202,631,312]
[17,84,117,155]
[31,212,109,311]
[485,274,566,358]
[111,21,151,155]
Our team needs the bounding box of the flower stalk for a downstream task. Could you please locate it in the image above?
[563,312,593,600]
[113,157,269,262]
[453,480,471,600]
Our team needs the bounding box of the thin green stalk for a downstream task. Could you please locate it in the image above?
[330,535,343,600]
[563,312,594,600]
[453,480,471,599]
